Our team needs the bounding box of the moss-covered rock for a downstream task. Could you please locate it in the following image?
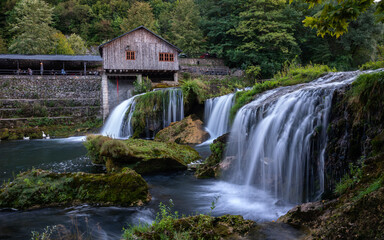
[125,214,256,240]
[129,89,184,138]
[0,168,150,210]
[195,133,229,179]
[84,135,201,174]
[154,114,210,145]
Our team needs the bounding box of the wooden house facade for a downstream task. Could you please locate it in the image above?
[99,26,182,82]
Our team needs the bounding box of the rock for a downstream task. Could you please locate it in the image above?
[195,133,229,179]
[155,114,210,145]
[128,214,256,240]
[0,168,150,210]
[84,135,201,174]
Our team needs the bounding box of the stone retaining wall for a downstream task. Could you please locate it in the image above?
[0,75,102,128]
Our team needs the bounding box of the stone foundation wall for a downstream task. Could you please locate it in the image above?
[0,75,102,128]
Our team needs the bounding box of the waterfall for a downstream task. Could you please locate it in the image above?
[204,93,235,139]
[101,88,184,139]
[224,72,359,204]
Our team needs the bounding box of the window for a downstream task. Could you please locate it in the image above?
[159,53,174,62]
[126,51,135,60]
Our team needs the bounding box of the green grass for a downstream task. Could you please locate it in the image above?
[348,71,384,124]
[354,177,383,201]
[335,163,363,195]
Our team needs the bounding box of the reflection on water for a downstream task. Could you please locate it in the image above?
[0,138,299,240]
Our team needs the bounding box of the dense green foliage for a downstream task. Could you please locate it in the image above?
[0,0,383,77]
[0,168,150,210]
[295,0,384,37]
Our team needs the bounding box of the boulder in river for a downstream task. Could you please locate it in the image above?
[84,135,201,174]
[0,168,150,210]
[154,114,210,145]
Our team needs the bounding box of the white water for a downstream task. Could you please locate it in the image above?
[101,88,184,139]
[225,72,360,203]
[204,93,235,141]
[100,95,140,139]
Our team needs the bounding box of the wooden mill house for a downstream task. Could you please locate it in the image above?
[99,26,182,82]
[98,26,182,119]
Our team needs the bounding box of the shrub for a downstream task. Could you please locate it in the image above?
[134,76,152,94]
[335,163,364,195]
[359,60,384,70]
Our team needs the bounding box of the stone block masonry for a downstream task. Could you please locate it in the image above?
[0,75,102,128]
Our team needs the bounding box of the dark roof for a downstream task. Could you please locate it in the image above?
[98,26,182,56]
[0,54,102,62]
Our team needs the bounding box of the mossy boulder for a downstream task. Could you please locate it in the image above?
[126,214,256,240]
[84,135,201,174]
[195,133,229,179]
[0,168,150,210]
[155,114,210,144]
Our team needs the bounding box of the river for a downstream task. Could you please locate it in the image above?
[0,137,296,239]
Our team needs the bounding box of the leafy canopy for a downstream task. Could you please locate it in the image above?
[9,0,55,54]
[292,0,384,37]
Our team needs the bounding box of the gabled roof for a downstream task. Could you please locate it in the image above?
[98,26,182,57]
[0,54,102,62]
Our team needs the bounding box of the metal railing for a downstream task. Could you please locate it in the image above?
[0,69,100,76]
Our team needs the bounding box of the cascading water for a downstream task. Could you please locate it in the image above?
[224,72,360,204]
[101,88,184,139]
[204,93,235,140]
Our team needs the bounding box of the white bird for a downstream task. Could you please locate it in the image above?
[46,134,50,140]
[42,131,46,139]
[23,136,30,140]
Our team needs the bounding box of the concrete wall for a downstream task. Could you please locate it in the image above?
[107,77,135,113]
[0,75,102,128]
[179,58,225,67]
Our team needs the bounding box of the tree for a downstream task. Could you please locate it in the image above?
[294,0,384,37]
[51,32,74,55]
[53,0,92,40]
[67,33,87,54]
[169,0,205,56]
[0,36,7,53]
[199,0,245,61]
[120,1,158,32]
[8,0,56,54]
[228,0,300,77]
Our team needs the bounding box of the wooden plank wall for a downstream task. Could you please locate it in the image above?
[103,29,179,71]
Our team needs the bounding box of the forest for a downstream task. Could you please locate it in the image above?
[0,0,384,78]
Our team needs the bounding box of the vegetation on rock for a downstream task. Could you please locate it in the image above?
[195,133,229,179]
[129,88,183,138]
[122,200,255,240]
[84,135,201,174]
[155,115,209,145]
[0,168,150,210]
[230,61,333,120]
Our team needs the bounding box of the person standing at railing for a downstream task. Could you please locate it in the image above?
[27,68,32,76]
[61,68,66,75]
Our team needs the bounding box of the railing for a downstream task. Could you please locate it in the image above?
[0,69,100,76]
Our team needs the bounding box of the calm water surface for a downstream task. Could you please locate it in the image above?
[0,137,299,239]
